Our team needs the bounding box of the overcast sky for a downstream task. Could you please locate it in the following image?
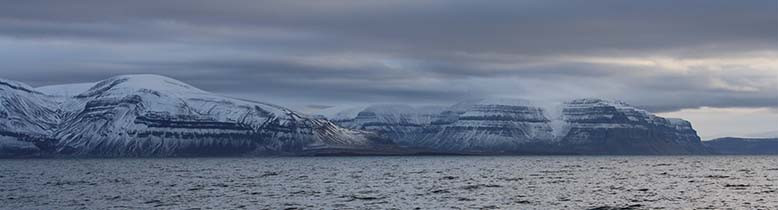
[0,0,776,139]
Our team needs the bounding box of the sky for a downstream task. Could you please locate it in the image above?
[0,0,776,139]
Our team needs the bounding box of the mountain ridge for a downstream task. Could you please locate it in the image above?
[321,98,712,155]
[0,74,391,157]
[1,75,717,157]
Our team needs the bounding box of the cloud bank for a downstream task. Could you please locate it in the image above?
[0,0,776,114]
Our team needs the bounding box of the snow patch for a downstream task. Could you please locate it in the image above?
[534,102,569,138]
[80,74,207,97]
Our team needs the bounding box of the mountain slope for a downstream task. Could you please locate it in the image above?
[418,98,556,152]
[323,104,443,146]
[1,75,388,157]
[0,78,60,157]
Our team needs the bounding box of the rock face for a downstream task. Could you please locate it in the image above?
[555,99,709,154]
[323,98,711,155]
[0,75,387,157]
[704,137,778,155]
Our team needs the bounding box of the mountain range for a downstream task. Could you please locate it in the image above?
[703,137,778,155]
[320,98,710,155]
[0,74,767,157]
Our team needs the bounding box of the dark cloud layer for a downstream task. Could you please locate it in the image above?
[0,0,776,112]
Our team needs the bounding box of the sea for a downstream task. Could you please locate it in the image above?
[1,156,777,209]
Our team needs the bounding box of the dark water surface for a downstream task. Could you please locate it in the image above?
[1,156,777,209]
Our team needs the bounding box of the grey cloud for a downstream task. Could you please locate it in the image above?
[1,0,775,54]
[0,0,775,113]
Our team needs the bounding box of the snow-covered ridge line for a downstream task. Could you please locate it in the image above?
[0,78,42,94]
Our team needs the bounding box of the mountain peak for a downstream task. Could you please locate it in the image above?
[78,74,206,97]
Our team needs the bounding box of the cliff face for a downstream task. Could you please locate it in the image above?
[556,99,709,155]
[417,99,556,152]
[324,98,711,155]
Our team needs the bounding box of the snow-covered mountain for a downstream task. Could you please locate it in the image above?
[555,99,708,154]
[0,78,60,157]
[321,98,711,154]
[421,98,556,152]
[321,104,444,145]
[0,75,388,157]
[1,74,712,157]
